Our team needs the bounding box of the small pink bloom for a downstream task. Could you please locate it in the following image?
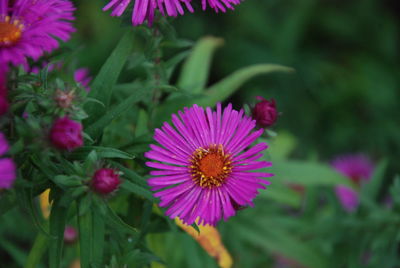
[252,96,278,128]
[64,225,78,244]
[49,117,83,151]
[74,68,92,92]
[91,168,121,195]
[335,185,359,212]
[332,154,374,212]
[0,132,16,189]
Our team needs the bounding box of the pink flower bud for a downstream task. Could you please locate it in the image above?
[54,90,75,109]
[64,225,78,244]
[91,168,121,195]
[252,97,278,128]
[49,117,83,151]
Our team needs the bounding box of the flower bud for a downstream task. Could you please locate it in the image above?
[49,117,83,151]
[64,225,78,244]
[91,168,121,195]
[54,89,75,109]
[252,97,278,128]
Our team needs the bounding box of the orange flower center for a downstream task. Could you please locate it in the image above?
[190,145,232,189]
[0,18,23,46]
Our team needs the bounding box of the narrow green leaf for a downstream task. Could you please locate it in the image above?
[49,199,68,268]
[271,160,353,187]
[177,37,224,93]
[85,85,149,140]
[121,180,157,202]
[154,64,293,125]
[110,161,148,188]
[361,160,388,201]
[25,233,48,268]
[91,208,105,267]
[0,237,28,267]
[234,219,330,268]
[198,64,294,107]
[69,146,134,160]
[78,199,93,268]
[259,182,302,207]
[106,203,139,237]
[85,31,134,125]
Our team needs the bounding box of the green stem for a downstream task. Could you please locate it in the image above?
[25,232,49,268]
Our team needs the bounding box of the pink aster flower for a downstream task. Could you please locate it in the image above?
[332,154,374,212]
[145,103,272,226]
[103,0,241,26]
[103,0,193,26]
[0,132,16,189]
[0,0,75,71]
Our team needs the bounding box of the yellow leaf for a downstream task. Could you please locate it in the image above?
[39,189,51,219]
[175,218,233,268]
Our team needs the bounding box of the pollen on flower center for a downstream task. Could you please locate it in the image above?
[0,18,23,46]
[190,144,232,189]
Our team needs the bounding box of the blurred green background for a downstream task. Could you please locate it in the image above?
[2,1,399,267]
[76,0,400,170]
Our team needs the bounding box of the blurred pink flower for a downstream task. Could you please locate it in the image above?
[49,117,83,151]
[74,68,92,92]
[332,154,374,212]
[91,168,121,195]
[0,132,16,189]
[64,225,78,244]
[252,97,278,128]
[103,0,242,26]
[0,0,75,70]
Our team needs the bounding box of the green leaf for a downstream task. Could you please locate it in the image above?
[25,233,48,268]
[49,199,69,268]
[91,208,105,267]
[69,146,134,160]
[361,160,388,201]
[78,198,93,268]
[84,31,134,125]
[271,160,353,187]
[199,64,294,107]
[105,203,139,237]
[121,180,157,202]
[154,64,293,125]
[234,219,330,268]
[259,182,302,207]
[110,161,148,188]
[85,84,149,140]
[177,37,224,93]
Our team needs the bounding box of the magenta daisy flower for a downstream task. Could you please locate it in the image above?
[103,0,241,26]
[0,0,75,71]
[331,154,374,212]
[0,132,16,189]
[145,103,272,226]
